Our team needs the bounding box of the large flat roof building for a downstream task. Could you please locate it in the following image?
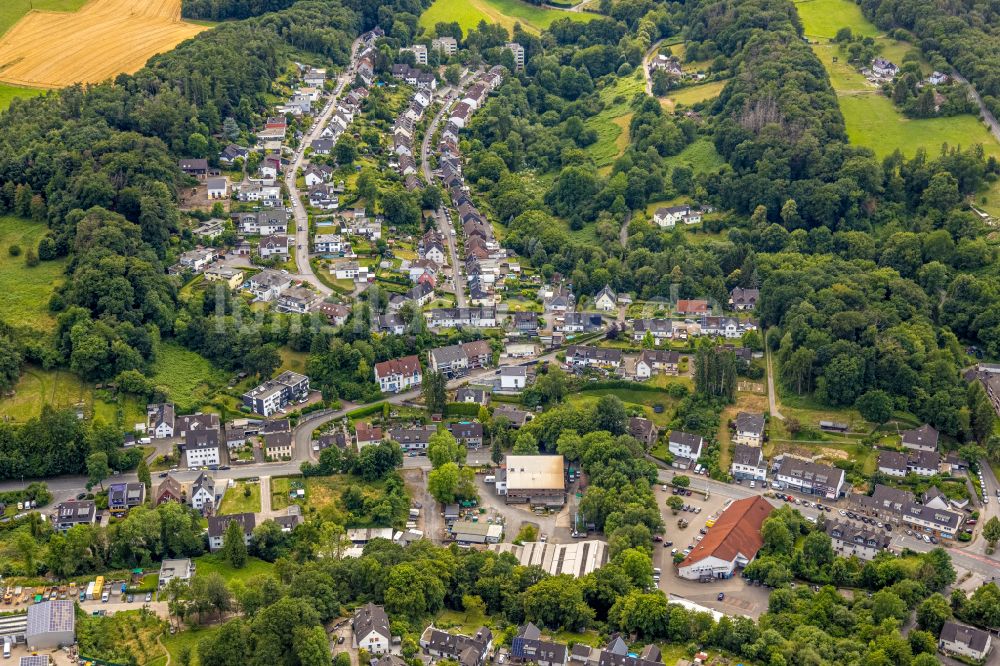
[502,455,565,506]
[26,600,75,649]
[489,540,607,577]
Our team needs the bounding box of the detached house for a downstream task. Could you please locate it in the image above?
[668,430,704,468]
[733,412,765,446]
[730,287,759,311]
[374,355,422,393]
[939,622,992,662]
[901,424,939,452]
[628,417,659,447]
[207,513,255,551]
[593,285,617,311]
[635,349,679,378]
[730,444,767,482]
[353,603,391,655]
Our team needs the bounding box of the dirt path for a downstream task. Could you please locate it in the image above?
[953,71,1000,143]
[765,343,785,421]
[156,633,171,666]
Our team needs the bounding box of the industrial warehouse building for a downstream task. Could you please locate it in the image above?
[489,540,607,577]
[26,600,75,649]
[498,455,565,506]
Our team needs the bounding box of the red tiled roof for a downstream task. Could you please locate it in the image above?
[679,495,773,568]
[374,355,421,378]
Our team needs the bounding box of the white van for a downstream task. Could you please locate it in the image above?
[4,637,11,658]
[484,476,496,484]
[694,465,702,475]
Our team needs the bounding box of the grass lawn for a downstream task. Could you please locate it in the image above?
[0,365,89,422]
[270,476,307,511]
[150,342,229,412]
[419,0,594,34]
[219,481,261,514]
[796,4,1000,161]
[568,386,684,427]
[585,71,647,170]
[663,80,728,109]
[0,0,88,36]
[0,216,67,330]
[838,94,1000,160]
[663,137,726,175]
[148,624,221,666]
[0,83,44,110]
[193,554,274,584]
[794,0,878,40]
[279,347,310,374]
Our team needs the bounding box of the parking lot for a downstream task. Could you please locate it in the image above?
[472,475,580,543]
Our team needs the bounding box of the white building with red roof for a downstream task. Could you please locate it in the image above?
[374,355,422,393]
[677,495,773,580]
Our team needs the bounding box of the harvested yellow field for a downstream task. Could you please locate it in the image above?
[0,0,206,88]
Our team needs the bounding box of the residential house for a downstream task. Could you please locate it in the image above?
[158,558,194,589]
[182,430,223,468]
[429,307,497,328]
[353,603,391,655]
[500,367,527,390]
[594,285,617,311]
[155,476,184,505]
[907,450,941,477]
[456,387,490,406]
[564,345,622,369]
[204,266,244,289]
[772,456,845,499]
[388,426,436,452]
[374,355,423,393]
[901,424,939,452]
[653,205,701,227]
[635,349,680,378]
[108,482,145,515]
[492,405,530,428]
[877,451,907,478]
[730,444,767,482]
[431,36,457,55]
[871,57,899,78]
[179,248,215,272]
[235,210,288,236]
[313,233,347,254]
[356,422,383,448]
[175,413,220,438]
[189,473,216,512]
[733,412,765,446]
[219,144,249,165]
[505,42,525,70]
[676,299,710,316]
[318,302,351,326]
[244,269,292,301]
[826,520,891,560]
[258,234,289,259]
[668,430,704,468]
[939,622,992,661]
[420,626,494,666]
[207,177,228,199]
[192,218,226,239]
[510,623,566,666]
[207,513,256,551]
[179,158,209,177]
[264,431,293,459]
[628,417,659,447]
[449,422,484,447]
[53,500,97,532]
[241,370,310,416]
[147,403,175,439]
[632,319,674,345]
[277,287,320,314]
[730,287,759,311]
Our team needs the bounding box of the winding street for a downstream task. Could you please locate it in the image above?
[953,71,1000,144]
[286,36,365,297]
[642,39,663,96]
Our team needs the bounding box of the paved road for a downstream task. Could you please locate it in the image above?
[286,36,364,296]
[642,39,663,96]
[953,72,1000,143]
[421,79,475,309]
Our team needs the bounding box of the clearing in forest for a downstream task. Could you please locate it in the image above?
[420,0,594,35]
[0,0,206,88]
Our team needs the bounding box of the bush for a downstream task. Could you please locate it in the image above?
[7,244,20,257]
